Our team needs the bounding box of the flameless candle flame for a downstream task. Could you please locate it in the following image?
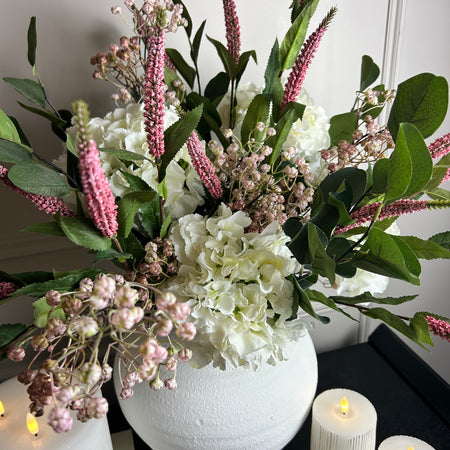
[26,412,39,436]
[0,400,4,417]
[408,447,415,450]
[340,396,349,415]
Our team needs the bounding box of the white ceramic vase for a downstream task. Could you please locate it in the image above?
[114,332,317,450]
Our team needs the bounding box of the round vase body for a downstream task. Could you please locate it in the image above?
[114,333,317,450]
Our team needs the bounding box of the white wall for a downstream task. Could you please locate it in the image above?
[0,1,449,380]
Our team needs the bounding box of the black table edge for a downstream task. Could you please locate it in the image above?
[368,324,450,427]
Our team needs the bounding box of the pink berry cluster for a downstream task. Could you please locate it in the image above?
[426,315,450,342]
[92,1,185,103]
[211,125,316,232]
[91,36,144,103]
[129,237,178,284]
[0,281,17,300]
[321,115,394,174]
[7,273,195,433]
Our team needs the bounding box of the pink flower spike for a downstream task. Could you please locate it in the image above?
[334,199,432,235]
[281,7,337,111]
[428,133,450,160]
[0,281,17,300]
[222,0,241,65]
[186,132,223,199]
[144,29,166,159]
[78,140,118,238]
[428,133,450,183]
[0,165,75,217]
[425,315,450,342]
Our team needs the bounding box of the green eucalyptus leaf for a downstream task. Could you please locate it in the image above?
[319,167,367,205]
[8,161,71,197]
[0,138,32,163]
[58,216,112,251]
[206,35,236,79]
[121,171,152,192]
[279,0,319,71]
[0,323,28,348]
[162,104,203,179]
[13,269,103,299]
[3,77,45,108]
[429,231,450,249]
[22,221,65,237]
[117,191,156,238]
[331,291,417,306]
[362,307,423,346]
[204,72,230,102]
[424,187,450,201]
[329,112,358,147]
[397,235,450,259]
[306,289,356,320]
[241,94,271,144]
[99,148,152,162]
[186,92,223,140]
[236,50,257,83]
[27,17,37,67]
[372,158,390,194]
[352,228,420,285]
[409,312,433,346]
[385,124,412,203]
[18,102,66,128]
[388,73,448,141]
[426,153,450,191]
[116,232,146,262]
[307,223,336,284]
[160,210,173,240]
[94,248,132,263]
[141,196,161,240]
[165,48,196,89]
[191,20,206,63]
[289,276,330,323]
[0,109,21,142]
[398,123,433,198]
[360,55,380,91]
[263,39,284,119]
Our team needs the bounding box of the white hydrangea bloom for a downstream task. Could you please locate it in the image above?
[80,103,205,219]
[283,89,330,178]
[335,222,401,296]
[165,204,307,370]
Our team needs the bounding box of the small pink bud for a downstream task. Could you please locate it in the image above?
[87,397,109,418]
[164,378,177,390]
[120,388,134,399]
[177,348,192,362]
[176,322,197,341]
[48,407,73,433]
[169,302,190,322]
[166,356,177,371]
[7,345,25,362]
[46,290,61,306]
[156,292,177,311]
[150,377,164,391]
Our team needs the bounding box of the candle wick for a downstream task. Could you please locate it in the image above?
[34,433,38,437]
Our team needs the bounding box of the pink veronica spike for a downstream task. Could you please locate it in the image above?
[334,199,433,235]
[0,165,74,217]
[144,29,166,159]
[425,316,450,342]
[222,0,241,65]
[78,140,118,238]
[186,132,223,199]
[281,7,337,110]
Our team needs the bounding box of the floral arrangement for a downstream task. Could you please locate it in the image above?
[0,0,450,434]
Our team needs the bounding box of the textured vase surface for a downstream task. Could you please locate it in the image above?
[114,332,317,450]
